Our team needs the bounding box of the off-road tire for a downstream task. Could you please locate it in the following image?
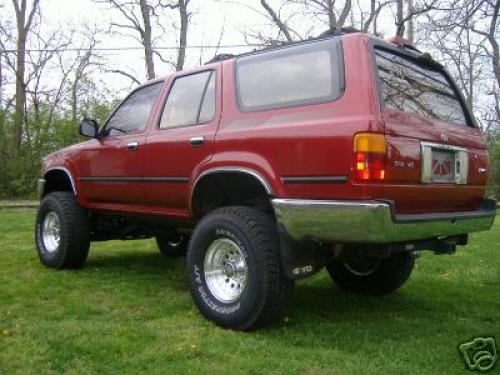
[35,191,90,269]
[327,252,415,295]
[187,206,293,330]
[156,234,188,257]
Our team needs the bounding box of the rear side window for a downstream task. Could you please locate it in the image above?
[235,38,344,112]
[160,71,215,129]
[374,48,467,125]
[104,82,162,136]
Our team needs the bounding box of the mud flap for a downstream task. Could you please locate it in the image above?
[277,224,331,280]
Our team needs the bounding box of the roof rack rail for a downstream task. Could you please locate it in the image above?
[204,53,236,64]
[318,26,363,37]
[203,27,362,65]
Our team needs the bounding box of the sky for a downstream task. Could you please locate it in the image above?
[1,0,496,130]
[4,0,399,91]
[33,0,286,91]
[0,0,413,102]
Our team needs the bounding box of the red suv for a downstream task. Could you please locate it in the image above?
[35,31,496,330]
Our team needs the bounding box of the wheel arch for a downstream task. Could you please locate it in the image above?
[42,167,77,197]
[189,167,274,218]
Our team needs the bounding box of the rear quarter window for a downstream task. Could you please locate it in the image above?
[374,47,467,126]
[235,38,344,112]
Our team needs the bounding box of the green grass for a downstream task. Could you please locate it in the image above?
[0,209,499,374]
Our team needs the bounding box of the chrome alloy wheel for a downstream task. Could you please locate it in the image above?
[204,238,248,303]
[42,211,61,253]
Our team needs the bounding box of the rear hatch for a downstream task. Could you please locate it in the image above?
[372,45,489,214]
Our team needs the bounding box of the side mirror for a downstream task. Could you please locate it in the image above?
[79,118,99,138]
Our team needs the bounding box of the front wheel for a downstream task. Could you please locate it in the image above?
[35,192,90,269]
[187,206,293,330]
[326,252,415,295]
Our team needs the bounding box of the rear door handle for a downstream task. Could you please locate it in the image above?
[126,141,139,151]
[189,136,204,147]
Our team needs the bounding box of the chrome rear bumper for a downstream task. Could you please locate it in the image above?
[272,198,496,243]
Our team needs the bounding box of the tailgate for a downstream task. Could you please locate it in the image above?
[373,47,489,214]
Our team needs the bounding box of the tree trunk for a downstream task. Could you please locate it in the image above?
[71,81,78,124]
[396,0,405,37]
[337,0,352,28]
[13,7,26,150]
[260,0,293,42]
[489,0,499,88]
[327,0,336,28]
[407,0,414,43]
[139,0,155,79]
[0,53,3,107]
[11,0,40,151]
[176,0,188,71]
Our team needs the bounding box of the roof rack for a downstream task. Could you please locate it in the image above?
[204,27,363,65]
[318,26,363,37]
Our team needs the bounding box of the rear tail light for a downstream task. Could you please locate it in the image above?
[353,133,386,182]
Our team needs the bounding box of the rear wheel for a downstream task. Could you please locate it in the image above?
[35,192,90,269]
[327,252,414,295]
[156,233,188,257]
[187,206,293,330]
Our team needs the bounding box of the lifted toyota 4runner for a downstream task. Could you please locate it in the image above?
[35,31,496,330]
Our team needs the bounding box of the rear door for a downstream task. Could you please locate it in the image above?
[372,46,489,214]
[143,68,221,211]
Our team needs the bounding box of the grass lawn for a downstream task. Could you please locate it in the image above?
[0,209,498,374]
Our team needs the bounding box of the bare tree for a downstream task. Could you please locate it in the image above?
[11,0,40,150]
[95,0,157,79]
[395,0,438,38]
[96,0,192,78]
[252,0,390,46]
[176,0,190,71]
[249,0,354,46]
[0,48,4,107]
[69,28,102,124]
[0,20,18,110]
[153,0,191,71]
[298,0,353,29]
[470,0,499,88]
[421,0,499,133]
[260,0,294,42]
[407,0,415,42]
[23,26,73,153]
[360,0,390,33]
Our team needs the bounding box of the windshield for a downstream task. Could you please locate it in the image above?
[374,47,468,126]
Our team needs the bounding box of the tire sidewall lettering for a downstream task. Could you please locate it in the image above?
[190,224,254,318]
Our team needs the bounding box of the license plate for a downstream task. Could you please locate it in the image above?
[431,150,455,183]
[420,142,468,184]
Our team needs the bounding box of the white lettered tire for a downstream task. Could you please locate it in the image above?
[187,206,293,330]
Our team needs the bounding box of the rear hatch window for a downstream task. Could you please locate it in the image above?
[374,48,468,126]
[372,46,488,214]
